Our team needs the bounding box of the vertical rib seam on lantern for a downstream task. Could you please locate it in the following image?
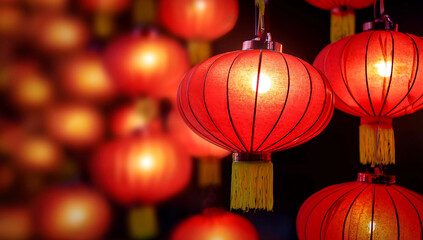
[384,186,400,239]
[377,31,395,117]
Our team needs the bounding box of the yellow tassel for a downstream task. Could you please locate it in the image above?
[93,13,114,39]
[133,0,156,25]
[128,206,158,239]
[187,40,211,65]
[198,157,221,187]
[230,161,273,212]
[359,124,395,166]
[330,9,355,43]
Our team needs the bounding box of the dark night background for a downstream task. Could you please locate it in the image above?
[2,0,423,239]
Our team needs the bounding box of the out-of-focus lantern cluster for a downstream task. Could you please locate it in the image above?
[171,208,259,240]
[103,32,189,99]
[159,0,239,64]
[35,186,111,240]
[45,103,104,149]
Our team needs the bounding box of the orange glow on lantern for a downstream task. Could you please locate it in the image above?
[14,135,61,172]
[45,104,104,148]
[60,52,115,103]
[0,5,24,39]
[110,99,159,138]
[36,186,111,240]
[33,15,89,54]
[103,32,189,99]
[171,208,259,240]
[0,206,33,240]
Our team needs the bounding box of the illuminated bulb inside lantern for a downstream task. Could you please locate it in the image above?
[65,203,87,226]
[194,0,206,11]
[368,221,376,234]
[375,61,392,77]
[252,73,271,93]
[210,236,224,240]
[138,155,154,171]
[49,21,78,46]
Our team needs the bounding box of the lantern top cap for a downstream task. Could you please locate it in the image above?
[357,172,396,185]
[242,33,283,52]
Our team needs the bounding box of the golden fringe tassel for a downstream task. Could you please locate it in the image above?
[330,10,355,43]
[359,124,395,166]
[133,0,157,25]
[93,13,114,39]
[230,161,273,212]
[198,157,221,187]
[128,206,158,239]
[187,40,211,65]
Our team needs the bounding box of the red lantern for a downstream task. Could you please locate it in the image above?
[77,0,129,38]
[168,110,229,187]
[0,206,33,240]
[91,132,192,239]
[13,135,62,173]
[45,103,104,149]
[314,29,423,166]
[31,15,89,54]
[35,186,111,240]
[59,51,116,103]
[9,64,54,111]
[305,0,374,42]
[0,5,24,40]
[178,33,334,210]
[27,0,68,12]
[171,208,259,240]
[103,31,189,99]
[159,0,239,64]
[297,172,423,240]
[110,98,159,138]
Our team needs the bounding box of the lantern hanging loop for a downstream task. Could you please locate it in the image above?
[255,0,267,38]
[364,0,397,31]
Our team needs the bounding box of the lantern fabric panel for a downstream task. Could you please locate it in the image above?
[170,208,259,240]
[159,0,239,40]
[103,33,189,98]
[296,181,423,240]
[91,134,192,205]
[178,49,334,153]
[315,31,423,119]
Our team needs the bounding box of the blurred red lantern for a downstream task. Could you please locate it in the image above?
[169,110,229,187]
[9,64,54,111]
[26,0,68,12]
[314,29,423,166]
[297,171,423,240]
[0,120,23,155]
[159,0,239,64]
[103,31,189,99]
[35,186,111,240]
[171,208,259,240]
[0,5,24,40]
[178,34,334,210]
[0,163,15,192]
[59,51,116,103]
[305,0,374,42]
[91,132,192,239]
[0,206,33,240]
[110,98,159,138]
[45,103,104,149]
[13,135,62,173]
[77,0,129,38]
[32,15,89,54]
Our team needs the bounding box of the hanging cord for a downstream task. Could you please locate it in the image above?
[372,0,396,30]
[255,0,268,39]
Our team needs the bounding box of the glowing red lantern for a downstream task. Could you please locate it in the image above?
[13,135,62,173]
[171,208,259,240]
[168,110,229,187]
[314,22,423,166]
[0,206,33,240]
[110,98,159,138]
[77,0,129,38]
[103,31,189,99]
[91,132,192,238]
[0,5,24,40]
[178,27,334,209]
[297,171,423,240]
[9,64,54,110]
[35,186,111,240]
[159,0,239,64]
[45,103,104,149]
[32,15,89,54]
[305,0,374,42]
[59,51,116,103]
